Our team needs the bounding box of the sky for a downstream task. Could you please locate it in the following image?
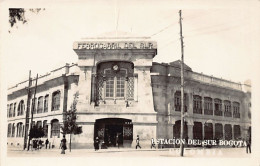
[1,0,260,86]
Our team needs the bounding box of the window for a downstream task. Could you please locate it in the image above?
[233,102,240,118]
[16,123,23,137]
[52,91,60,111]
[104,69,127,99]
[36,121,42,128]
[37,96,43,113]
[7,123,12,137]
[214,99,222,116]
[18,100,25,116]
[13,103,16,117]
[193,95,202,114]
[204,97,213,115]
[51,119,60,138]
[43,120,48,137]
[31,98,37,114]
[44,95,49,112]
[224,100,232,117]
[7,104,9,118]
[12,123,15,137]
[174,91,187,112]
[96,62,134,102]
[9,104,13,117]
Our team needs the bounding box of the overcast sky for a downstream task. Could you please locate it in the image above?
[1,0,260,86]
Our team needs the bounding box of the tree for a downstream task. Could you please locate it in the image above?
[29,125,44,139]
[61,92,82,152]
[8,8,45,33]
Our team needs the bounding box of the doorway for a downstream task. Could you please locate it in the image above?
[94,118,133,148]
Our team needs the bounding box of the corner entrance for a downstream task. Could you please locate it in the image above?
[94,118,133,148]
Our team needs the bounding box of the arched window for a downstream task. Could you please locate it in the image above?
[16,122,23,137]
[13,103,16,117]
[7,123,12,137]
[18,100,25,116]
[224,100,231,117]
[204,97,213,115]
[174,91,187,112]
[31,98,37,114]
[214,98,222,116]
[193,95,202,114]
[233,102,240,118]
[9,103,13,117]
[51,119,60,138]
[52,91,60,111]
[96,62,134,103]
[12,123,15,137]
[43,120,48,137]
[36,121,42,128]
[7,104,9,118]
[44,95,49,112]
[37,96,43,113]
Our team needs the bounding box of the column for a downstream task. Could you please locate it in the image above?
[47,123,51,139]
[188,93,193,115]
[212,98,215,116]
[134,74,138,101]
[223,124,225,140]
[187,124,194,140]
[202,122,205,140]
[202,95,204,115]
[212,122,215,139]
[231,124,234,140]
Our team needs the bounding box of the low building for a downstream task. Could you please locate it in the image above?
[7,34,251,149]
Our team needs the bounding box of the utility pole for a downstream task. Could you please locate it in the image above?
[24,71,32,150]
[27,74,38,150]
[179,10,185,157]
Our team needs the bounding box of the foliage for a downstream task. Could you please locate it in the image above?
[29,125,44,139]
[61,92,82,135]
[8,8,45,32]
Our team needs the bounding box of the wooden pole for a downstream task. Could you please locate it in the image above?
[179,10,185,157]
[27,74,38,150]
[23,71,31,150]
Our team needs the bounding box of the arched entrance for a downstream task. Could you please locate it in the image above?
[94,118,133,148]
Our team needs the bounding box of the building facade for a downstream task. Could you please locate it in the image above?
[7,36,251,149]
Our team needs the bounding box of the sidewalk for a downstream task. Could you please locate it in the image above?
[7,146,251,158]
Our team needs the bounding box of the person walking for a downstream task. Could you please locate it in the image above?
[60,135,67,154]
[136,135,141,149]
[246,135,251,154]
[45,139,49,149]
[151,138,156,149]
[94,137,100,151]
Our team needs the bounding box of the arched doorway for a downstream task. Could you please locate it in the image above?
[94,118,133,148]
[193,122,203,140]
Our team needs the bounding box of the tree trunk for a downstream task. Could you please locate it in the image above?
[70,133,72,152]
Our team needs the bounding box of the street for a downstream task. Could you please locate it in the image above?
[7,146,251,158]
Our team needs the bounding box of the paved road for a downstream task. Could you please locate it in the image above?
[7,147,251,158]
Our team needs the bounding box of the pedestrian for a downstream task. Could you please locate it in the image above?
[39,139,43,149]
[136,135,141,149]
[94,137,100,151]
[151,138,156,149]
[246,135,251,153]
[116,134,119,148]
[45,139,49,149]
[60,135,67,154]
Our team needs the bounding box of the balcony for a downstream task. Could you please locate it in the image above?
[224,111,232,117]
[193,108,202,114]
[175,105,187,112]
[204,109,213,115]
[214,110,222,116]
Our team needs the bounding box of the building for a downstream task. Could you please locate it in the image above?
[7,34,251,149]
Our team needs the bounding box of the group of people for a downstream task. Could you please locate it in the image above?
[31,139,50,150]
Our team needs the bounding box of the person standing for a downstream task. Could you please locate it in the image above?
[246,135,251,154]
[60,135,67,154]
[45,139,49,149]
[94,137,100,151]
[136,135,141,149]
